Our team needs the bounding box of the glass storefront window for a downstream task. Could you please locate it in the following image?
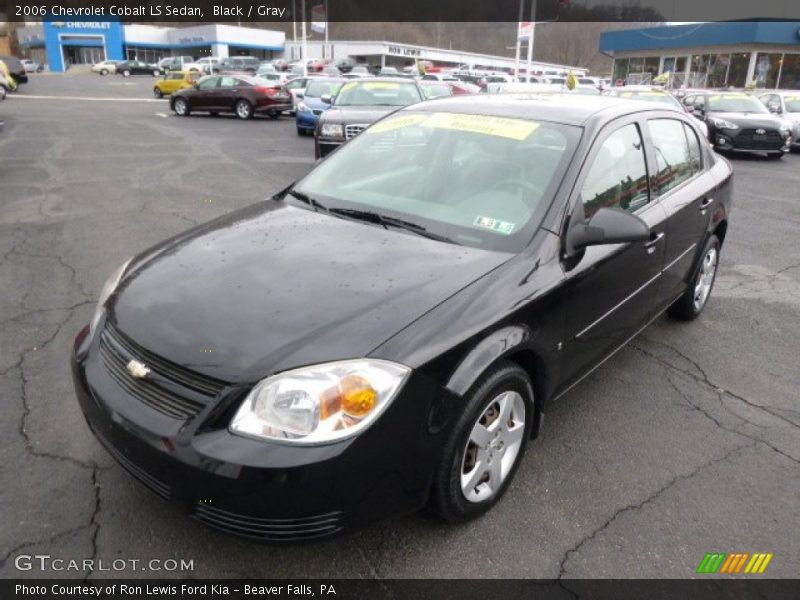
[613,58,628,84]
[628,57,645,74]
[644,57,659,79]
[754,53,782,88]
[662,57,676,75]
[727,52,751,88]
[707,53,730,88]
[779,54,800,90]
[675,56,687,74]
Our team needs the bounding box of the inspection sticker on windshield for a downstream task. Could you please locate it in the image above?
[368,113,429,134]
[424,113,539,140]
[363,82,401,90]
[474,216,516,235]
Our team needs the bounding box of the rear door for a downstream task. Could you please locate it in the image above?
[558,116,669,388]
[215,76,245,110]
[643,116,716,311]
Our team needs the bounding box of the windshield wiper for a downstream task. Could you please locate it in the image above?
[286,189,327,212]
[328,208,457,244]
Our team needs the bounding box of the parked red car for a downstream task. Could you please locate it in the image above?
[170,75,293,119]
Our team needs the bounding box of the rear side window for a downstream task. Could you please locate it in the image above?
[648,119,694,196]
[683,123,702,175]
[581,123,650,218]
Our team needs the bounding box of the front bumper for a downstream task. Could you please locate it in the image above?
[254,101,293,114]
[712,127,791,154]
[71,324,444,542]
[315,137,344,158]
[296,111,319,131]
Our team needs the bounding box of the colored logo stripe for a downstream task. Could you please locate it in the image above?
[697,552,773,574]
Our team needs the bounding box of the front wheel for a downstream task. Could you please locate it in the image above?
[173,97,190,116]
[153,87,163,98]
[767,152,784,160]
[152,70,160,77]
[267,110,280,120]
[668,235,720,320]
[429,361,534,523]
[235,99,253,120]
[99,69,108,76]
[122,70,131,77]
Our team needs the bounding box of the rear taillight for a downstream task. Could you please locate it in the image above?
[254,86,284,98]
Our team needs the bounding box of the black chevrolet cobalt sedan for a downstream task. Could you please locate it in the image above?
[72,95,733,541]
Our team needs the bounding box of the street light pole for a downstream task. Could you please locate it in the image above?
[301,0,307,76]
[514,0,523,79]
[526,0,536,79]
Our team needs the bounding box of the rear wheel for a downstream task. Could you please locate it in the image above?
[153,87,163,98]
[430,361,533,523]
[267,110,280,120]
[235,99,253,120]
[99,68,108,76]
[297,127,306,136]
[767,152,784,160]
[668,235,720,320]
[122,69,131,77]
[173,97,189,116]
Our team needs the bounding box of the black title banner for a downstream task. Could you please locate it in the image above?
[3,0,800,22]
[3,579,799,600]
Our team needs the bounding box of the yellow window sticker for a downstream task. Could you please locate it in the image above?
[339,81,358,93]
[423,112,539,141]
[473,216,516,235]
[362,82,401,90]
[368,113,430,134]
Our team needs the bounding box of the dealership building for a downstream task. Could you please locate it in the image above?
[16,20,585,76]
[600,21,800,89]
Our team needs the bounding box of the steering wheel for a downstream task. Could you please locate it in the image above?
[495,178,544,199]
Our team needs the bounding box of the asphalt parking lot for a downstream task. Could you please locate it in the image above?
[1,72,798,580]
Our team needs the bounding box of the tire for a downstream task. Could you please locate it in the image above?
[429,360,534,523]
[297,127,306,136]
[209,112,219,117]
[173,97,190,116]
[267,110,280,120]
[235,99,253,120]
[100,69,108,76]
[153,70,160,77]
[153,87,163,99]
[122,70,131,77]
[668,235,720,321]
[767,152,784,160]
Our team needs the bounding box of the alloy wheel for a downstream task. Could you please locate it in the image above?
[460,390,526,503]
[174,99,187,115]
[694,247,717,312]
[236,101,252,119]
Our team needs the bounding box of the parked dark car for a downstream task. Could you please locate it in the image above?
[72,95,732,541]
[170,74,292,119]
[684,91,792,158]
[315,77,424,158]
[116,60,161,77]
[0,55,28,84]
[218,56,260,74]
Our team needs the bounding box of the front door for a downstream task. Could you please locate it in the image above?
[557,119,668,390]
[191,76,220,109]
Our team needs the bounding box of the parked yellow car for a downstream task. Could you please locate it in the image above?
[153,71,200,98]
[0,60,18,94]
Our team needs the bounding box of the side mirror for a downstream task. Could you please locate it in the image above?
[684,105,695,114]
[768,104,780,113]
[296,92,304,100]
[565,207,650,256]
[320,94,332,104]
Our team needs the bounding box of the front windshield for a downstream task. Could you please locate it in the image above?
[618,90,681,108]
[334,81,421,106]
[292,111,581,253]
[306,79,344,97]
[707,94,768,113]
[784,96,800,112]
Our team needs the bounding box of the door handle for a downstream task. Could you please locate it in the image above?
[699,197,713,210]
[644,231,665,253]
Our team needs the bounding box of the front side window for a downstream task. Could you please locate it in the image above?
[197,77,218,90]
[648,119,694,196]
[581,123,650,218]
[305,79,343,98]
[293,111,581,253]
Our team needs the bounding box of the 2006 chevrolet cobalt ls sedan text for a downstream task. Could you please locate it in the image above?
[72,95,733,541]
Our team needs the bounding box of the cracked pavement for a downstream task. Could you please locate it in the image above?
[1,75,798,580]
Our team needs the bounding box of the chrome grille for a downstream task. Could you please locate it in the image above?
[345,123,368,140]
[192,504,344,541]
[99,323,227,420]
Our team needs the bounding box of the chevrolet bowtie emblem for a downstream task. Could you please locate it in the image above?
[756,128,766,135]
[126,359,150,379]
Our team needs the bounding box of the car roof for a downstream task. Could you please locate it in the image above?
[345,77,418,85]
[405,93,678,126]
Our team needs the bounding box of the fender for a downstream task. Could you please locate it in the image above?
[445,325,532,397]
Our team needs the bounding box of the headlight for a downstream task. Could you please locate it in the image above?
[779,123,791,133]
[710,118,739,130]
[88,258,131,339]
[230,359,410,445]
[320,122,344,138]
[297,101,310,113]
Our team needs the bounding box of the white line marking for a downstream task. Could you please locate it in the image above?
[8,94,162,103]
[154,112,169,118]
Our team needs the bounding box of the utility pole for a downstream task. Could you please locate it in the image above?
[292,0,297,41]
[301,0,308,76]
[514,0,523,79]
[526,0,536,80]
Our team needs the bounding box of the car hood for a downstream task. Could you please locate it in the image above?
[109,202,509,383]
[321,105,401,125]
[709,112,785,128]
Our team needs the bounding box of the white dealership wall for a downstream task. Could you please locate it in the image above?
[122,24,285,57]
